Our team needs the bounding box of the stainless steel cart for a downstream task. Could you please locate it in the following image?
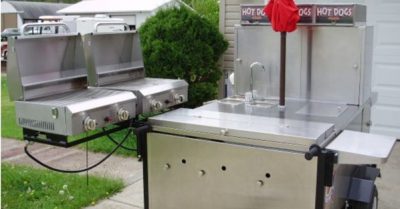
[144,4,397,209]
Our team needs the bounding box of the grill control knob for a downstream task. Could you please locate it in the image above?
[84,117,96,131]
[117,109,130,121]
[174,94,185,104]
[150,100,163,111]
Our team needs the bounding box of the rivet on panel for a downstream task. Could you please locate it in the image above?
[220,129,228,136]
[198,170,206,177]
[164,163,171,170]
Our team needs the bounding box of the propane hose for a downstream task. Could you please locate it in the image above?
[24,128,132,173]
[103,128,137,151]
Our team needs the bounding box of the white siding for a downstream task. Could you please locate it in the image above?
[367,0,400,138]
[219,0,263,74]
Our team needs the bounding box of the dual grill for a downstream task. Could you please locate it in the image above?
[7,31,188,139]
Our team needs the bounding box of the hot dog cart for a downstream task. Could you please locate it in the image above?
[143,4,397,209]
[4,3,397,209]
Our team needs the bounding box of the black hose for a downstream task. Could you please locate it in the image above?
[24,129,132,173]
[103,128,137,151]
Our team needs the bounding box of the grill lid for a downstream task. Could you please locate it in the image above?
[83,31,145,87]
[7,34,87,101]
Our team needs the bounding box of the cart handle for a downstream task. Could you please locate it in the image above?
[305,144,321,160]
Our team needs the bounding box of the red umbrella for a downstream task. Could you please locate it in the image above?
[264,0,300,32]
[263,0,300,109]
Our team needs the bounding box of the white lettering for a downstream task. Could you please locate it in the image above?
[317,7,333,16]
[256,8,265,16]
[242,8,256,16]
[299,8,312,16]
[333,8,352,16]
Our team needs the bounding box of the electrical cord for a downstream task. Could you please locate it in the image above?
[103,128,137,151]
[24,129,132,173]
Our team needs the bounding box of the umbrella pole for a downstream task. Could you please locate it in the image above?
[279,31,287,110]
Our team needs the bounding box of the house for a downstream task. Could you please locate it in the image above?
[219,0,400,138]
[1,1,70,32]
[57,0,177,30]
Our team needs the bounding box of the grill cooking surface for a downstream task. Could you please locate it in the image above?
[107,78,175,89]
[105,78,187,96]
[96,61,143,74]
[30,88,128,106]
[21,69,87,87]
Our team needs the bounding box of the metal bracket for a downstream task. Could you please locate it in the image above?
[131,121,151,161]
[315,149,337,209]
[23,119,134,148]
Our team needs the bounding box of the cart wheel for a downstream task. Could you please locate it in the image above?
[349,186,378,209]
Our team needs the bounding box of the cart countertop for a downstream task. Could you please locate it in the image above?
[149,108,335,151]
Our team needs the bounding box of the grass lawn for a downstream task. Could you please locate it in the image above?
[1,75,138,157]
[1,75,23,139]
[79,130,138,157]
[1,163,124,209]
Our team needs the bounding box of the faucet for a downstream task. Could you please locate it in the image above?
[249,62,266,101]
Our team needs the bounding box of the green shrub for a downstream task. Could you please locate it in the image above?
[184,0,220,27]
[139,7,228,107]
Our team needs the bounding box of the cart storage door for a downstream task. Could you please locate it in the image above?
[147,132,318,209]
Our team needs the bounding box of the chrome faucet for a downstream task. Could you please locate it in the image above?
[249,62,266,101]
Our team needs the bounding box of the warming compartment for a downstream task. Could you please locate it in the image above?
[83,31,188,114]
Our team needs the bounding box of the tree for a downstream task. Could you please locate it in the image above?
[139,7,228,107]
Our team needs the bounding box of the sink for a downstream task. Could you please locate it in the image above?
[218,98,245,105]
[218,97,277,108]
[229,95,245,100]
[248,100,276,108]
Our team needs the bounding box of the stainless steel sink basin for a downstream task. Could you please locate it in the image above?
[218,97,277,108]
[249,100,277,108]
[218,98,244,105]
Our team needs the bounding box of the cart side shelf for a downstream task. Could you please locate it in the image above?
[326,130,396,165]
